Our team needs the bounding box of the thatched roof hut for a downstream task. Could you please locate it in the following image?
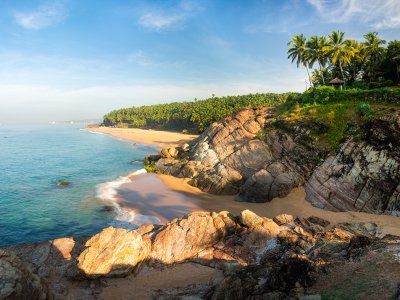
[329,77,345,89]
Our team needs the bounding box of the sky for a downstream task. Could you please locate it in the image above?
[0,0,399,124]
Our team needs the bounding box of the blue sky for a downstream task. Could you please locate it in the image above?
[0,0,399,124]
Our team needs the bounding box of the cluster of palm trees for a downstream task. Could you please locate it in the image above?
[288,31,400,88]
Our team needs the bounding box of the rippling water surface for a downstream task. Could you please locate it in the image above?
[0,124,156,246]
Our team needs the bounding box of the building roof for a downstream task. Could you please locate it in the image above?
[329,77,345,85]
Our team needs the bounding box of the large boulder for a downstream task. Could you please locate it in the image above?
[77,227,150,278]
[151,211,236,264]
[0,249,51,300]
[156,107,318,202]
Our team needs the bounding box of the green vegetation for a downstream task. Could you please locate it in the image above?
[269,87,400,151]
[297,86,400,105]
[288,31,400,87]
[144,165,160,173]
[103,93,296,133]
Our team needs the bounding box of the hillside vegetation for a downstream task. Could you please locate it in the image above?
[103,93,296,133]
[269,86,400,152]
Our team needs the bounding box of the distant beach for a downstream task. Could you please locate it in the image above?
[85,127,198,149]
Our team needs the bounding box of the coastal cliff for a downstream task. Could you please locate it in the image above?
[153,106,400,215]
[2,210,400,299]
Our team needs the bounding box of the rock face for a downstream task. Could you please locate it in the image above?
[151,211,236,264]
[306,118,400,215]
[77,227,150,278]
[2,210,400,299]
[156,107,318,202]
[0,249,51,300]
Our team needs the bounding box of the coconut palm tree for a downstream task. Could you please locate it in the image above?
[288,34,313,87]
[343,39,364,82]
[387,40,400,84]
[307,36,328,84]
[362,32,386,80]
[323,31,353,81]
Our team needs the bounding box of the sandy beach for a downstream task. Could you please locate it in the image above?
[119,173,400,236]
[86,126,198,149]
[90,126,400,236]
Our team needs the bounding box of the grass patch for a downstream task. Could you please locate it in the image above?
[144,165,160,173]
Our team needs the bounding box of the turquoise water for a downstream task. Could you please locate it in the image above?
[0,124,157,246]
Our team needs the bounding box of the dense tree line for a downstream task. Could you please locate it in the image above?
[103,93,295,133]
[288,31,400,88]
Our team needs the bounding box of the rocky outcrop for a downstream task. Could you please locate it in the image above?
[0,249,52,300]
[77,227,150,278]
[306,117,400,215]
[152,106,400,214]
[155,107,319,202]
[2,210,400,299]
[151,211,236,265]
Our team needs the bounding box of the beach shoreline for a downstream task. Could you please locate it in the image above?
[87,125,400,237]
[84,126,198,149]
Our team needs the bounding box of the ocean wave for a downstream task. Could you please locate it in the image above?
[85,130,104,135]
[95,169,162,229]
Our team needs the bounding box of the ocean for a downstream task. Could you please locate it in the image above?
[0,124,157,246]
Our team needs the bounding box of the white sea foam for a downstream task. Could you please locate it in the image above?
[96,168,162,229]
[87,130,104,135]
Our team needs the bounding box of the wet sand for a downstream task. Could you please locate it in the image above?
[119,173,400,236]
[86,127,198,149]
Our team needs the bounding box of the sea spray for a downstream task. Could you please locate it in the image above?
[95,169,162,229]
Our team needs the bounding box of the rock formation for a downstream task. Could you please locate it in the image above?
[155,107,319,202]
[306,117,400,215]
[0,249,52,300]
[152,107,400,214]
[151,211,236,265]
[2,210,399,299]
[77,227,150,278]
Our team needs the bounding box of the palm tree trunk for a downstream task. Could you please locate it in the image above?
[318,61,325,85]
[339,60,345,82]
[305,65,313,88]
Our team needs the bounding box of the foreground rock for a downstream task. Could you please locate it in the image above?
[151,211,236,264]
[155,107,319,202]
[0,249,51,300]
[2,210,400,299]
[77,227,150,278]
[306,117,400,215]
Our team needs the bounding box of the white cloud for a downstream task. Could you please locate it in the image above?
[308,0,400,29]
[138,12,185,30]
[13,1,68,30]
[138,0,202,30]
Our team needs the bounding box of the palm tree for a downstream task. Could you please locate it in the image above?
[288,34,313,87]
[323,31,352,81]
[307,36,328,84]
[362,32,386,80]
[387,40,400,84]
[344,39,364,82]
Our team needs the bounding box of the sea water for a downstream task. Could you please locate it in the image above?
[0,124,157,246]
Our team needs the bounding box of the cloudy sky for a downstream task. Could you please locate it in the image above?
[0,0,399,124]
